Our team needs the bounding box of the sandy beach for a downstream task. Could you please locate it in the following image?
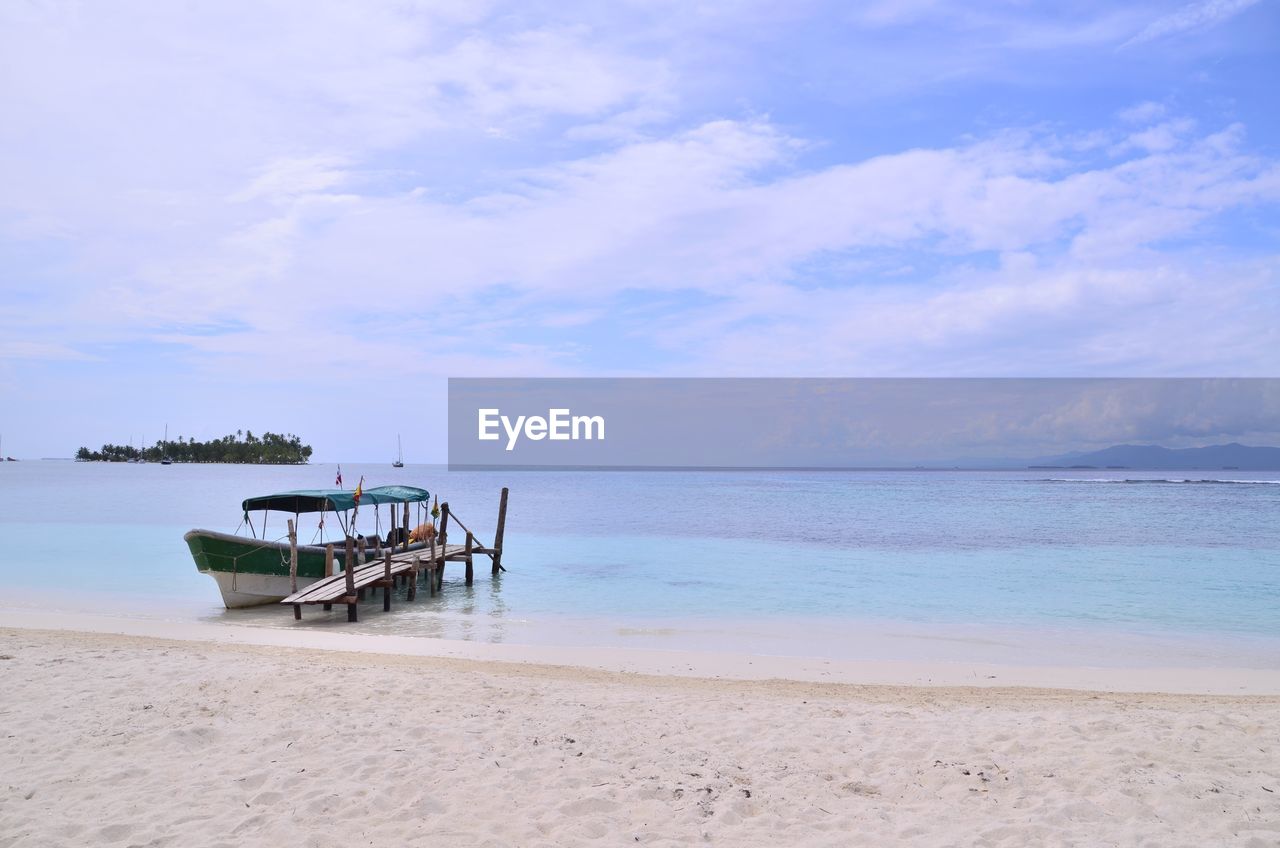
[2,627,1277,847]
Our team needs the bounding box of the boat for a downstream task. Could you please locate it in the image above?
[160,423,173,464]
[393,434,404,468]
[186,485,434,608]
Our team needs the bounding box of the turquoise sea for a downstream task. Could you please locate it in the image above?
[1,461,1277,667]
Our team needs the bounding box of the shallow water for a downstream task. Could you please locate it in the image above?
[1,461,1277,666]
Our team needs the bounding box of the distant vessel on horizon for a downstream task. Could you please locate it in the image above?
[393,434,404,468]
[160,424,173,465]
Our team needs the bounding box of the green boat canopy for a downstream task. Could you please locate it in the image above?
[242,485,430,515]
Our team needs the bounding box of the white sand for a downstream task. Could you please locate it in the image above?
[2,628,1278,847]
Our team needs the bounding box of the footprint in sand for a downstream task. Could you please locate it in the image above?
[559,796,619,817]
[95,822,133,841]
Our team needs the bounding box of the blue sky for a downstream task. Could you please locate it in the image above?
[1,0,1278,461]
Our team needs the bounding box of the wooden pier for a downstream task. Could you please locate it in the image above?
[279,489,508,623]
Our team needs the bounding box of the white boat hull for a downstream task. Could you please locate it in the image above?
[201,570,323,609]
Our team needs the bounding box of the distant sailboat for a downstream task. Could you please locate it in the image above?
[393,434,404,468]
[161,424,173,465]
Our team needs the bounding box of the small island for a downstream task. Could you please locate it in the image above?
[76,430,313,464]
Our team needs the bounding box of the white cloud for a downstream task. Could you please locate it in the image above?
[231,157,353,204]
[0,341,96,362]
[4,110,1277,381]
[1118,101,1169,125]
[1124,0,1261,46]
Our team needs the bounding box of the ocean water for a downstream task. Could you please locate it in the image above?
[1,461,1277,667]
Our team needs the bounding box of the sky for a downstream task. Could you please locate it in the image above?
[1,0,1278,462]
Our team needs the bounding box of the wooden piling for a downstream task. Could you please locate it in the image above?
[492,487,508,575]
[428,536,437,597]
[408,555,419,601]
[438,503,449,592]
[383,551,393,612]
[323,545,334,610]
[288,519,300,620]
[344,536,357,622]
[402,502,410,552]
[465,531,474,585]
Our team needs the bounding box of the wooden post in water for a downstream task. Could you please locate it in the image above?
[408,555,418,601]
[356,536,367,600]
[288,519,300,620]
[465,531,474,586]
[402,502,410,553]
[383,551,393,612]
[492,487,508,575]
[388,504,396,551]
[344,536,357,622]
[323,544,335,611]
[437,503,449,592]
[428,536,437,598]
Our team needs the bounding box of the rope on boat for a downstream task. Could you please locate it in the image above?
[199,534,290,593]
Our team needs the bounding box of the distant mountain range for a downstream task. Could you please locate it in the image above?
[1029,442,1280,470]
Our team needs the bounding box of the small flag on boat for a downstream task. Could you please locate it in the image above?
[335,465,343,487]
[431,494,439,520]
[353,476,363,506]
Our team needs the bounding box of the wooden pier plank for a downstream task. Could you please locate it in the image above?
[281,544,466,605]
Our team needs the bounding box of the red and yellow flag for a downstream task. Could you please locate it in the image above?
[353,476,364,506]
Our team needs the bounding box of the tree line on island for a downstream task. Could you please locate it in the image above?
[76,431,313,464]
